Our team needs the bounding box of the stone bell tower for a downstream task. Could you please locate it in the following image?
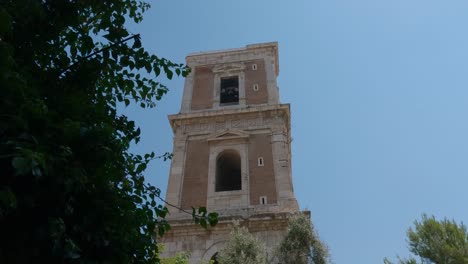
[161,42,300,263]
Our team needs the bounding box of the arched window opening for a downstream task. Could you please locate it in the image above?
[216,150,241,192]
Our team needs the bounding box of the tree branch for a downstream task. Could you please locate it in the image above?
[60,34,140,76]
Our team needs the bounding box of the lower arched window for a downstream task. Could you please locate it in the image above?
[215,150,241,192]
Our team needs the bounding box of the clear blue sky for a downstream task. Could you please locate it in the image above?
[125,1,468,263]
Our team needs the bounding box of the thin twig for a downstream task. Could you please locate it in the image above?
[143,182,194,217]
[60,34,140,76]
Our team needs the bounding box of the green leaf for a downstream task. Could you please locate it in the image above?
[12,157,30,175]
[82,35,94,53]
[145,63,151,73]
[154,65,161,76]
[0,188,17,209]
[120,56,129,66]
[133,37,142,49]
[70,45,77,58]
[102,48,110,60]
[200,219,207,229]
[198,207,207,216]
[0,7,12,35]
[208,212,219,226]
[111,49,118,60]
[166,69,173,80]
[136,163,146,173]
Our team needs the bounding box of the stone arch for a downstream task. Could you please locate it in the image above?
[210,252,219,264]
[202,240,226,263]
[215,149,241,192]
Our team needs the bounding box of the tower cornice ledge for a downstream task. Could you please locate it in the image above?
[168,104,290,133]
[186,42,279,76]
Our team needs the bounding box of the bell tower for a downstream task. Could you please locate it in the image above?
[161,42,300,263]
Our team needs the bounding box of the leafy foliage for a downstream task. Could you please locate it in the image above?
[160,254,214,264]
[0,0,215,263]
[158,245,214,264]
[384,214,468,264]
[192,206,219,229]
[217,222,267,264]
[276,213,330,264]
[160,251,190,264]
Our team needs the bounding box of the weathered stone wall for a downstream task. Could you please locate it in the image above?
[160,212,300,264]
[248,133,277,205]
[245,59,269,105]
[180,42,280,113]
[191,66,214,111]
[180,139,209,209]
[189,58,269,111]
[166,104,298,218]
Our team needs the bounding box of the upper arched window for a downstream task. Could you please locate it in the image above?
[216,150,241,192]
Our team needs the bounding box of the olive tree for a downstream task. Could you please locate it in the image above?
[217,222,267,264]
[276,213,330,264]
[384,214,468,264]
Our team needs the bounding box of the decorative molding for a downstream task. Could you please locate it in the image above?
[182,116,283,134]
[212,63,245,73]
[168,104,291,133]
[207,129,249,142]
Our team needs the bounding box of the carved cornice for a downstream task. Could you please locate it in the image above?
[168,104,290,133]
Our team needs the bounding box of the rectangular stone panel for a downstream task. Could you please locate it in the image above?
[180,139,209,209]
[248,133,277,205]
[245,59,268,105]
[191,66,214,110]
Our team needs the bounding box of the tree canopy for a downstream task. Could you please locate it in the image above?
[276,213,330,264]
[0,0,215,263]
[216,214,330,264]
[217,222,267,264]
[385,214,468,264]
